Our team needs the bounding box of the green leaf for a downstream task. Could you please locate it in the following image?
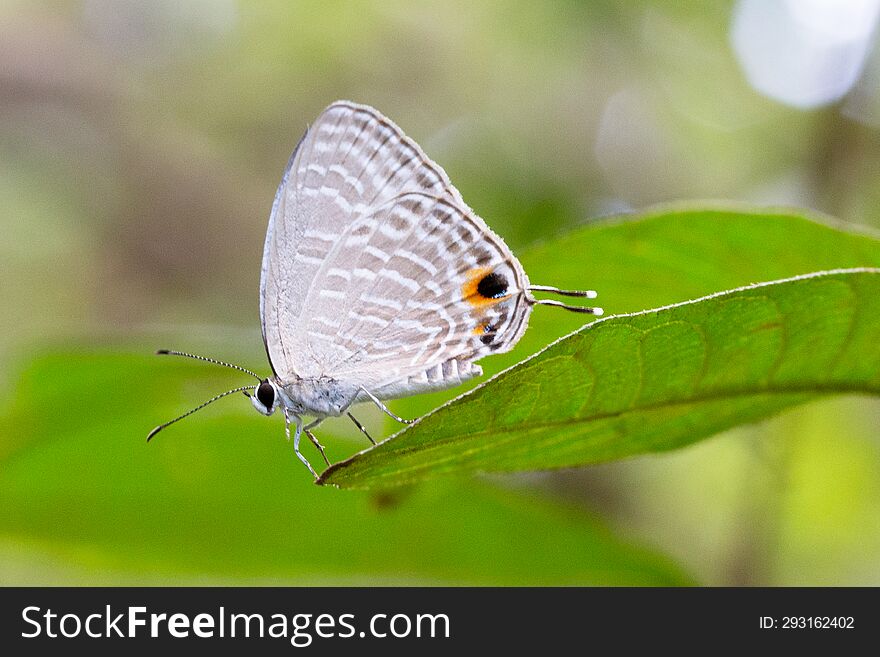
[0,351,690,585]
[320,269,880,489]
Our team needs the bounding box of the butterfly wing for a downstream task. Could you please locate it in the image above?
[261,101,533,398]
[260,100,462,381]
[309,191,532,398]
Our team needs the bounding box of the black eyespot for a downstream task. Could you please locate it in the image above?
[477,272,508,299]
[257,380,275,409]
[480,323,497,345]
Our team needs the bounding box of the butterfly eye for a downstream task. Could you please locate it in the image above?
[257,380,275,409]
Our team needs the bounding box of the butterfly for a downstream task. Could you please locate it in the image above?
[149,101,602,477]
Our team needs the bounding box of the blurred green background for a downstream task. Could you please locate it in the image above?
[2,0,879,585]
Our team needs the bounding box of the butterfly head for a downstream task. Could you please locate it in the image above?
[250,378,279,416]
[147,350,280,441]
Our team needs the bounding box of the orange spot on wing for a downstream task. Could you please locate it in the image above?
[462,267,509,308]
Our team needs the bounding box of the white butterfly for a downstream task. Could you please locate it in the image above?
[149,101,601,477]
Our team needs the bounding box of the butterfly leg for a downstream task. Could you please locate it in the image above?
[347,411,376,445]
[359,387,414,425]
[303,419,330,467]
[285,410,318,478]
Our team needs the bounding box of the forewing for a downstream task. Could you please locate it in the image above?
[260,101,461,380]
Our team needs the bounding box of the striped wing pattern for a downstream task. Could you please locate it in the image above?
[261,101,531,397]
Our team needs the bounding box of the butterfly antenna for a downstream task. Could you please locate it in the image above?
[529,284,598,299]
[155,349,261,381]
[147,384,258,442]
[528,286,603,315]
[530,299,603,314]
